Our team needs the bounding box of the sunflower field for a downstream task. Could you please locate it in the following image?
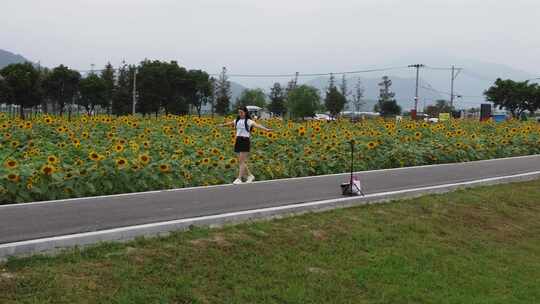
[1,112,539,204]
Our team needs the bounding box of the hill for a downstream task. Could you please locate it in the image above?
[0,49,30,69]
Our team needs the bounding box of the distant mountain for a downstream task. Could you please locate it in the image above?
[233,55,538,110]
[200,81,248,113]
[230,81,248,103]
[0,49,30,69]
[306,76,444,111]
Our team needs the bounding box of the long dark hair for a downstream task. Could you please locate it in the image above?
[235,106,252,132]
[236,106,251,121]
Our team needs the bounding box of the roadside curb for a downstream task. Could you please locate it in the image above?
[1,171,539,261]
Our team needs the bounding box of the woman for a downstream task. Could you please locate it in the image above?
[218,106,273,184]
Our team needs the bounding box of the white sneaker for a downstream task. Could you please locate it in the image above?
[246,175,255,183]
[233,178,243,185]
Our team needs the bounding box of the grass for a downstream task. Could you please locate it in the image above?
[1,180,540,303]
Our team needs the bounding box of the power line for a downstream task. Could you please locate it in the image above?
[424,65,460,71]
[210,66,410,78]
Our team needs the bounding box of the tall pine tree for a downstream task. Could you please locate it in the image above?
[268,82,286,117]
[376,76,401,116]
[100,62,115,115]
[112,62,132,116]
[215,67,231,115]
[325,74,346,118]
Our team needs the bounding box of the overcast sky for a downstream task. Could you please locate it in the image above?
[2,0,539,81]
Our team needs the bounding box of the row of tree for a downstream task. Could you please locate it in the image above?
[484,78,540,117]
[0,61,228,119]
[233,74,403,119]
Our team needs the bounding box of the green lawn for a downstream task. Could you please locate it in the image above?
[1,180,540,304]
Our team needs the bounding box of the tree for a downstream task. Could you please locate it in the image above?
[352,78,365,112]
[325,74,347,117]
[186,69,212,117]
[425,99,453,117]
[0,63,43,119]
[136,60,168,116]
[379,99,402,117]
[268,82,286,116]
[339,74,350,109]
[484,79,540,117]
[375,76,400,117]
[112,62,132,116]
[0,74,13,105]
[208,77,217,117]
[78,73,108,115]
[215,67,231,115]
[136,60,191,116]
[287,85,321,119]
[234,88,267,109]
[100,62,115,114]
[43,65,81,117]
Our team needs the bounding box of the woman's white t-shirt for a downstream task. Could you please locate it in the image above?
[236,119,255,138]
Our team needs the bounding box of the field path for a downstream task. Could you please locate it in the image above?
[1,155,539,258]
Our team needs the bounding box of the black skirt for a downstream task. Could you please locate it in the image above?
[234,136,251,153]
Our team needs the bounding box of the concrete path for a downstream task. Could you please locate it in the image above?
[1,155,539,259]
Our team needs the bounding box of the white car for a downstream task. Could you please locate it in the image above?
[314,114,335,121]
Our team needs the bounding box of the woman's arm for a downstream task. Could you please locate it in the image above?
[217,121,234,127]
[252,121,273,132]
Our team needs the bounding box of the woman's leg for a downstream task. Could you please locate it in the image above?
[238,152,251,178]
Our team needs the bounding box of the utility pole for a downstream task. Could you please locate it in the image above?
[408,64,424,116]
[450,65,462,108]
[293,72,299,88]
[132,68,137,116]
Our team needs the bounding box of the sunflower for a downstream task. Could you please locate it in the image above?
[159,163,171,173]
[47,155,59,164]
[89,151,100,161]
[114,144,125,153]
[202,158,210,165]
[4,159,17,169]
[138,154,151,165]
[367,141,377,149]
[116,158,128,168]
[7,173,20,183]
[44,117,54,124]
[229,158,238,165]
[10,141,19,148]
[41,164,56,175]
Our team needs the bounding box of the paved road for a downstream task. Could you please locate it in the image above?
[1,155,539,244]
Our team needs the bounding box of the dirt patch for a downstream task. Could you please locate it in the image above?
[189,234,232,247]
[307,267,327,274]
[311,230,328,241]
[0,271,16,280]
